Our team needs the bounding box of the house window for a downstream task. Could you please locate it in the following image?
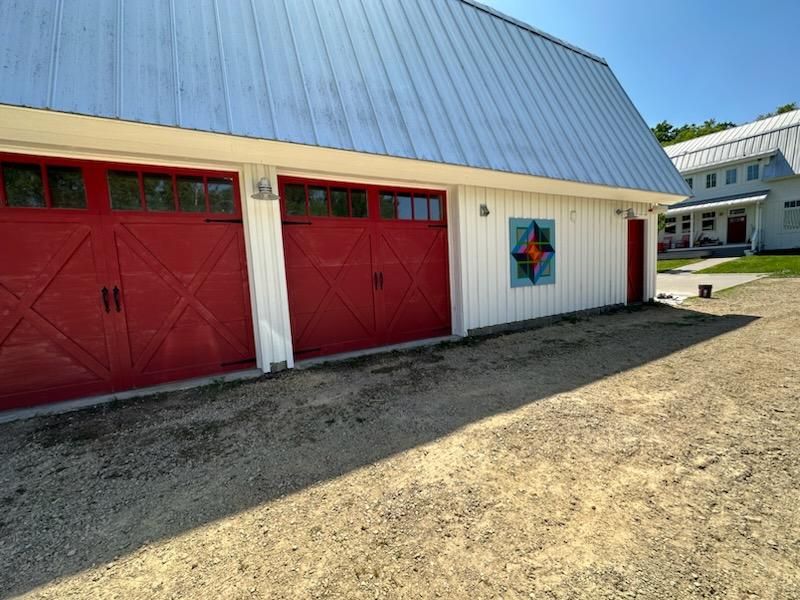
[706,173,717,188]
[701,211,715,231]
[784,200,800,230]
[664,216,676,234]
[729,208,746,216]
[685,177,693,189]
[747,164,760,181]
[725,168,737,185]
[681,214,691,232]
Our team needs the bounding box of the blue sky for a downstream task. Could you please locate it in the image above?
[482,0,800,127]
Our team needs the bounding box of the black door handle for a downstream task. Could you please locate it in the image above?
[113,286,122,312]
[379,272,384,290]
[101,287,110,313]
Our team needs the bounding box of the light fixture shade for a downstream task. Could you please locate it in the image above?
[479,204,490,217]
[252,177,279,201]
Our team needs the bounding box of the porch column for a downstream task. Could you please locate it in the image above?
[689,212,694,248]
[752,202,762,252]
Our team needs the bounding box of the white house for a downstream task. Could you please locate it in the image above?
[0,0,688,413]
[659,109,800,254]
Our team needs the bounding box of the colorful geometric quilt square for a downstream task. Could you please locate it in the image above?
[509,218,555,287]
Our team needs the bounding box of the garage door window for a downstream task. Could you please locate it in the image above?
[208,178,234,214]
[108,170,142,210]
[284,182,369,218]
[2,163,46,208]
[144,173,176,211]
[177,176,205,212]
[381,190,443,222]
[48,166,86,209]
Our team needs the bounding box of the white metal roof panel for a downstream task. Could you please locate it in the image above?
[667,191,769,215]
[0,0,688,196]
[666,110,800,178]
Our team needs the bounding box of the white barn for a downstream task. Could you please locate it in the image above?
[660,109,800,254]
[0,0,688,412]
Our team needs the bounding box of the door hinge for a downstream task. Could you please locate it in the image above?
[205,218,243,224]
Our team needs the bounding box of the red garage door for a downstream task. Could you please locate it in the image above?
[0,154,254,411]
[280,177,451,359]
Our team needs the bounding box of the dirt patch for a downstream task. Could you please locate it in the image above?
[1,279,799,599]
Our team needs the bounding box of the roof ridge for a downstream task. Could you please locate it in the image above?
[666,108,800,155]
[457,0,608,65]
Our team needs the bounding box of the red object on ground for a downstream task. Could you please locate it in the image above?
[0,153,254,411]
[280,176,451,359]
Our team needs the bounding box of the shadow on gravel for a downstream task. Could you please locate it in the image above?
[0,303,758,597]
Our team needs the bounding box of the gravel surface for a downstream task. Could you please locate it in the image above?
[1,278,798,599]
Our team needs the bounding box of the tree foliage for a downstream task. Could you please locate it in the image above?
[652,119,736,146]
[756,102,798,120]
[652,102,798,147]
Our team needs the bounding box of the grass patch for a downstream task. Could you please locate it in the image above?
[657,258,702,272]
[697,255,800,277]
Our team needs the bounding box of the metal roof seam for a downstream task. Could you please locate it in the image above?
[248,0,279,140]
[280,0,321,148]
[476,10,568,180]
[308,0,358,153]
[435,0,522,172]
[458,0,607,65]
[454,0,550,177]
[211,0,234,132]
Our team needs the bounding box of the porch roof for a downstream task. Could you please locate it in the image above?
[666,190,769,215]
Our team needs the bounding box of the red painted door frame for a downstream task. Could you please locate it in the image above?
[279,175,451,359]
[627,219,645,304]
[0,152,254,410]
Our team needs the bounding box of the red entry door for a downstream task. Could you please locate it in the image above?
[627,219,645,304]
[280,177,451,359]
[0,153,255,411]
[727,215,747,244]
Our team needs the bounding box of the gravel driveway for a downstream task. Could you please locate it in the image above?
[1,279,798,599]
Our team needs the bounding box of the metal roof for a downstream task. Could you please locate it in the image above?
[665,110,800,179]
[667,190,769,214]
[0,0,688,196]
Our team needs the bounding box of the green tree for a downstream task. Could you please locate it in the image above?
[651,119,736,147]
[757,102,798,120]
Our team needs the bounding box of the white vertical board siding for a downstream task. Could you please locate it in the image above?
[240,163,294,371]
[455,185,653,332]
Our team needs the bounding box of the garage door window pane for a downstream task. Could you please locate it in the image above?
[331,188,348,217]
[380,192,395,219]
[308,186,328,217]
[177,176,206,212]
[413,195,428,220]
[397,193,412,220]
[48,166,86,209]
[208,178,234,214]
[4,163,45,208]
[351,189,367,217]
[144,174,175,211]
[108,171,141,210]
[429,195,441,221]
[285,183,306,215]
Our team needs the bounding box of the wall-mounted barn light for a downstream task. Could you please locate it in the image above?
[479,204,490,217]
[569,209,577,223]
[615,207,635,219]
[251,177,280,201]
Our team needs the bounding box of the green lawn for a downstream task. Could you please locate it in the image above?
[657,258,702,272]
[697,255,800,277]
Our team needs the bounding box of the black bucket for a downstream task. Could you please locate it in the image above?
[698,284,713,299]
